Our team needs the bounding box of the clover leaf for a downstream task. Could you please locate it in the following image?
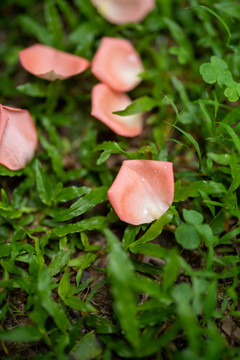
[200,56,240,102]
[200,56,230,85]
[224,83,240,102]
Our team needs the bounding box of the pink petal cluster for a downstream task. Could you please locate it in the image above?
[108,160,174,225]
[10,43,90,170]
[89,37,174,224]
[19,44,90,81]
[91,0,155,24]
[91,37,144,137]
[0,105,37,170]
[17,37,174,226]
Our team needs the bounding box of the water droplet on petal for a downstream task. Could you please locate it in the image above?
[141,177,145,182]
[154,169,157,174]
[163,165,168,170]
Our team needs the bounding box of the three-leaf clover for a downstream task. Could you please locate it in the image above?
[200,56,240,102]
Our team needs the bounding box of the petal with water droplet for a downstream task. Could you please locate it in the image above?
[107,160,174,225]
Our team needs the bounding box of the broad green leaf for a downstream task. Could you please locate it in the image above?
[0,326,42,342]
[131,259,163,276]
[48,248,73,276]
[130,212,173,249]
[172,283,192,303]
[130,243,168,258]
[196,224,214,246]
[71,331,102,360]
[63,296,95,313]
[96,141,126,165]
[35,160,52,206]
[1,259,27,276]
[182,209,204,225]
[85,315,118,334]
[122,225,141,250]
[0,165,22,177]
[199,190,215,217]
[54,216,107,237]
[54,186,91,202]
[68,253,96,269]
[13,276,32,294]
[207,152,230,165]
[52,187,107,222]
[80,232,100,252]
[174,180,226,202]
[58,271,71,299]
[114,96,156,116]
[219,227,240,244]
[96,151,112,165]
[175,224,201,249]
[0,205,30,219]
[17,83,47,97]
[162,249,180,293]
[0,244,11,257]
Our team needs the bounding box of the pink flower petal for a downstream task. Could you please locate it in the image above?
[0,105,38,170]
[91,83,143,137]
[91,0,155,24]
[107,160,174,225]
[0,105,8,144]
[19,44,90,81]
[91,37,143,92]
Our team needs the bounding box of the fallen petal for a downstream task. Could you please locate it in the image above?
[91,83,143,137]
[91,37,143,92]
[107,160,174,225]
[91,0,155,24]
[19,44,90,81]
[0,105,38,170]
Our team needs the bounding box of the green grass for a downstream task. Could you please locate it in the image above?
[0,0,240,359]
